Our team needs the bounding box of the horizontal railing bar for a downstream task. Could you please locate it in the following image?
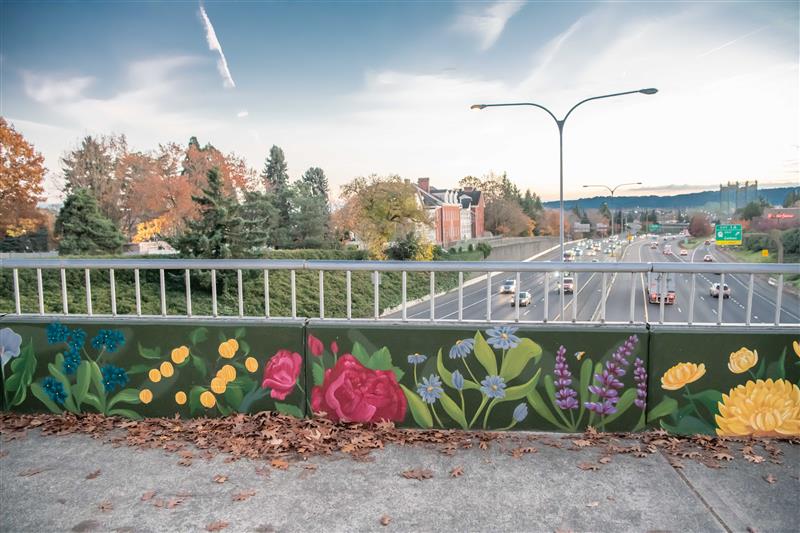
[4,258,797,275]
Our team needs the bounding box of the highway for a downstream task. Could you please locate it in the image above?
[388,237,800,325]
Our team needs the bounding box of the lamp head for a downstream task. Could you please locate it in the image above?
[639,88,658,95]
[470,104,486,110]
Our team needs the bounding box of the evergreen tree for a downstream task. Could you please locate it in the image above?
[55,188,125,255]
[172,168,244,258]
[261,145,289,190]
[302,166,330,202]
[289,181,329,247]
[240,190,279,252]
[260,145,292,245]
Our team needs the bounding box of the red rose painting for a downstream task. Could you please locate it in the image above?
[261,349,302,400]
[311,354,406,423]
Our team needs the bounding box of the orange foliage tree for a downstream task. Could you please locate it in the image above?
[0,118,46,238]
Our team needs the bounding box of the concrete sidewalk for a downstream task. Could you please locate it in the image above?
[1,430,798,532]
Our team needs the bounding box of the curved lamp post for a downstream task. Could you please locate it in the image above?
[582,182,642,238]
[470,88,657,262]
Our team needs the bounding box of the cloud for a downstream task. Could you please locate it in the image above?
[198,4,235,88]
[237,110,249,118]
[23,73,94,104]
[454,1,526,51]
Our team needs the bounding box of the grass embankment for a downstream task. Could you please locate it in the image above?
[719,248,800,290]
[0,250,484,318]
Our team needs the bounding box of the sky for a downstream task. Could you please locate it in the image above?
[2,0,798,203]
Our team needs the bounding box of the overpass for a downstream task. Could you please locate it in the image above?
[1,252,798,437]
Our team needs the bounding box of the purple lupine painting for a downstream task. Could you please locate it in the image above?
[553,345,578,410]
[585,335,639,416]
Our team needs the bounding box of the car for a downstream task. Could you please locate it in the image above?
[680,249,688,256]
[563,252,575,262]
[709,283,731,299]
[704,240,711,245]
[511,291,532,307]
[649,242,658,249]
[663,245,672,255]
[604,248,613,254]
[561,277,575,294]
[574,249,583,256]
[703,254,713,262]
[500,279,516,294]
[591,258,600,263]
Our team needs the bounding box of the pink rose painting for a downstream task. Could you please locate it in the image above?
[311,354,406,423]
[261,349,302,400]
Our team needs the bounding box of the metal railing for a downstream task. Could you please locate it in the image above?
[1,258,798,327]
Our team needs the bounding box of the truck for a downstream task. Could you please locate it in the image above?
[647,272,676,304]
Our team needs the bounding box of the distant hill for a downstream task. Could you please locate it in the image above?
[543,186,798,210]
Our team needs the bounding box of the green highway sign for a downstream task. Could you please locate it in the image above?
[649,223,661,232]
[715,224,742,246]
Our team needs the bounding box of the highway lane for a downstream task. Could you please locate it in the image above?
[388,236,798,325]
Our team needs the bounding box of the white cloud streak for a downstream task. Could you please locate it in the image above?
[199,4,235,88]
[454,0,526,51]
[237,110,249,118]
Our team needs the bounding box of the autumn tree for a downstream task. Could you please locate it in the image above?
[0,118,46,238]
[340,175,430,258]
[688,214,712,237]
[55,189,125,255]
[485,197,533,236]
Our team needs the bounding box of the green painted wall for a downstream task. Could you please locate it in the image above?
[3,318,798,437]
[0,319,306,419]
[647,327,800,436]
[305,322,650,432]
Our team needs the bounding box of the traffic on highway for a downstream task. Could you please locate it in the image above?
[391,234,800,325]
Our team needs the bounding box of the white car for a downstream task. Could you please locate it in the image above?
[511,291,532,307]
[680,249,688,256]
[500,279,516,294]
[709,283,731,299]
[703,255,713,262]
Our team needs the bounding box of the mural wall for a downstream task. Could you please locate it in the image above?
[0,320,305,419]
[305,323,652,432]
[647,327,800,436]
[2,318,798,438]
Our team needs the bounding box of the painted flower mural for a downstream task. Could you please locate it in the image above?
[715,379,800,437]
[728,348,758,375]
[2,323,305,420]
[661,362,706,390]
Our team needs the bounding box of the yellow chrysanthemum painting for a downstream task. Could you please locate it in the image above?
[715,379,800,437]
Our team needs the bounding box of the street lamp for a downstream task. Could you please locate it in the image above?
[470,88,657,261]
[582,182,642,239]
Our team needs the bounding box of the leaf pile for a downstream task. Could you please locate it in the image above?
[0,412,795,470]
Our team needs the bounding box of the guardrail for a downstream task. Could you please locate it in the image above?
[1,258,798,327]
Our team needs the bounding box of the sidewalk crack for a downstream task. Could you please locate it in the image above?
[663,450,732,533]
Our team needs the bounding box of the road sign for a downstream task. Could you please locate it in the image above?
[715,224,742,246]
[649,223,661,232]
[761,249,769,257]
[573,223,591,232]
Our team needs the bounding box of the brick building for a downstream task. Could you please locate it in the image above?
[415,178,485,246]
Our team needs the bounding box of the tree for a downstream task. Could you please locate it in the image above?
[239,190,279,252]
[301,166,329,200]
[172,168,244,259]
[486,198,533,236]
[55,189,125,255]
[61,134,127,225]
[688,214,712,237]
[738,201,764,221]
[289,181,329,248]
[260,145,292,245]
[0,118,46,238]
[783,189,800,208]
[341,175,430,258]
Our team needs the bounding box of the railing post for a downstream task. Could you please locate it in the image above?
[745,273,754,326]
[36,268,44,315]
[134,268,141,316]
[61,268,68,315]
[717,273,724,325]
[774,274,784,326]
[185,269,192,317]
[12,268,20,315]
[85,268,93,316]
[458,272,464,322]
[110,269,117,316]
[346,270,352,320]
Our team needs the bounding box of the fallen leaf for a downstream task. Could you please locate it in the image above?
[379,515,391,526]
[401,468,433,481]
[167,498,185,509]
[572,439,592,448]
[85,469,101,480]
[18,467,46,477]
[212,474,228,484]
[255,465,271,478]
[599,456,612,464]
[205,521,229,532]
[0,450,9,459]
[586,501,600,508]
[577,462,599,471]
[140,490,157,501]
[271,459,289,470]
[764,474,777,484]
[232,490,257,502]
[98,500,113,512]
[450,466,464,478]
[745,454,765,464]
[177,457,193,467]
[713,452,734,461]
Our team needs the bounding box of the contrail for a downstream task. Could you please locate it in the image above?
[199,4,235,88]
[697,26,767,59]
